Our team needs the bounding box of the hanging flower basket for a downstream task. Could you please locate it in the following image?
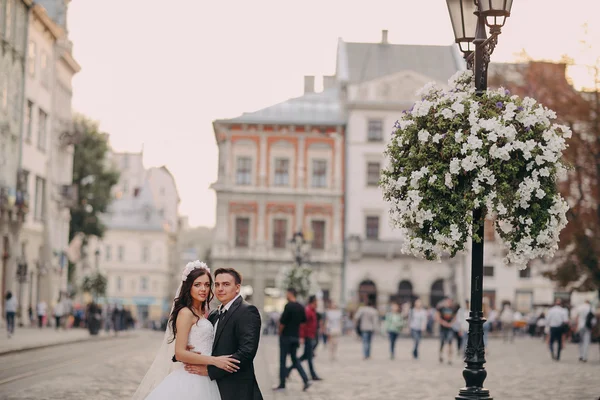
[277,264,317,300]
[380,70,570,269]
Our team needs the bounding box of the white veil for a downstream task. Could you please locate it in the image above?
[131,284,181,400]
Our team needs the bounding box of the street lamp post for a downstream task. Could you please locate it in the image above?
[446,1,513,399]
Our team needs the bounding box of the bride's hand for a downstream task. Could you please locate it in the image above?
[212,355,240,373]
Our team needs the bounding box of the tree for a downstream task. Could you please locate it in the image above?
[489,60,600,300]
[68,115,120,282]
[81,272,108,302]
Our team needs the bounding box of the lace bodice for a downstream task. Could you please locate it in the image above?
[188,318,214,356]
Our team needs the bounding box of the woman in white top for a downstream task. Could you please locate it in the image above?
[5,292,17,338]
[409,299,428,359]
[325,301,343,361]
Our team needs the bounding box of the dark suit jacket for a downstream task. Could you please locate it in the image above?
[207,296,263,400]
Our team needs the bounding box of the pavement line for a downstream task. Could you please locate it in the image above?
[0,357,85,386]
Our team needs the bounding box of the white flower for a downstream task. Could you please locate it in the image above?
[432,133,444,143]
[444,173,453,188]
[182,260,209,281]
[418,129,430,143]
[449,158,461,175]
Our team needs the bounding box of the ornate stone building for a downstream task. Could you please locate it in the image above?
[210,78,345,313]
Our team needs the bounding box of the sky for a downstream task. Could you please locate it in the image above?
[67,0,600,228]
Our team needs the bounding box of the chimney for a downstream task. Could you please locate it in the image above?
[304,75,315,94]
[323,75,336,90]
[381,29,389,44]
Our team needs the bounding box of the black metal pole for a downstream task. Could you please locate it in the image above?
[456,10,492,400]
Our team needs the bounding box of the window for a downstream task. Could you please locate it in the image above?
[483,265,494,277]
[274,158,290,186]
[272,218,288,248]
[140,277,148,291]
[24,101,33,141]
[28,41,36,76]
[235,217,250,248]
[366,162,381,186]
[105,245,112,261]
[142,244,150,262]
[311,159,327,188]
[34,176,46,221]
[236,156,252,185]
[311,220,326,250]
[40,50,50,88]
[367,119,383,142]
[37,109,47,151]
[519,268,531,279]
[118,245,125,262]
[365,216,380,240]
[116,276,122,292]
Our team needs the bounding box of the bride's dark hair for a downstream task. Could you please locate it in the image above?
[168,267,213,343]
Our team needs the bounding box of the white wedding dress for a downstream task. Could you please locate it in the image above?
[145,318,222,400]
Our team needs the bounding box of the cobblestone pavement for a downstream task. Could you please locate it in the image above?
[0,331,598,400]
[264,334,600,400]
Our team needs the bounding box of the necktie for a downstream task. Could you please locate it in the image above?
[218,309,227,322]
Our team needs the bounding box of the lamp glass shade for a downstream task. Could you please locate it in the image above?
[458,40,475,53]
[479,0,513,27]
[446,0,478,43]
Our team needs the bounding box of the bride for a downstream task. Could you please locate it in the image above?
[133,262,239,400]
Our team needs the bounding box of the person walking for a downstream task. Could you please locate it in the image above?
[5,292,17,338]
[546,298,569,361]
[575,300,596,362]
[500,302,515,343]
[452,301,466,356]
[409,299,428,359]
[288,295,322,381]
[53,297,66,330]
[274,288,310,392]
[36,300,47,329]
[436,298,457,364]
[324,301,343,361]
[354,296,379,360]
[384,303,404,360]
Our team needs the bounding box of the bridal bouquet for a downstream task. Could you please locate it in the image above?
[380,70,570,269]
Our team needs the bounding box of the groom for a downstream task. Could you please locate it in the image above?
[184,267,263,400]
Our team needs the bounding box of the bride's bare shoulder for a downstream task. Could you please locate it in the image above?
[177,307,194,319]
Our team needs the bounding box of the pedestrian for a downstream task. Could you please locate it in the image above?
[575,300,596,362]
[273,288,310,392]
[546,298,569,361]
[288,295,322,382]
[37,300,47,328]
[354,295,379,360]
[383,303,404,360]
[53,297,65,330]
[409,299,427,359]
[500,302,515,343]
[5,291,17,338]
[452,301,466,355]
[436,297,457,364]
[324,301,343,361]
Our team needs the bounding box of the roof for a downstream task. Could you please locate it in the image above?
[216,87,345,126]
[101,180,164,232]
[337,39,462,84]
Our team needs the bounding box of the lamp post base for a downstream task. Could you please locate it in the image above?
[456,387,492,400]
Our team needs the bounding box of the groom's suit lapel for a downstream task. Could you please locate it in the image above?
[213,296,243,351]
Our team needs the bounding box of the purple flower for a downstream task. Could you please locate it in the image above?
[517,106,524,111]
[504,89,510,95]
[525,126,531,132]
[496,102,504,109]
[409,105,415,112]
[394,120,401,128]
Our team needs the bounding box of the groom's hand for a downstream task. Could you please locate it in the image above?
[184,364,208,376]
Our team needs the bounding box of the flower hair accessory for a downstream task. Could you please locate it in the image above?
[182,260,209,281]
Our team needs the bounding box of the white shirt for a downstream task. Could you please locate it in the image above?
[213,294,241,334]
[576,303,592,331]
[5,297,17,313]
[410,308,428,331]
[546,305,568,328]
[325,309,343,335]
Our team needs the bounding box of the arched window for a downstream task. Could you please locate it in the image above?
[358,280,377,305]
[430,279,445,308]
[397,280,414,305]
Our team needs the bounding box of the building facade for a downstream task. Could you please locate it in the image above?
[210,79,345,313]
[9,2,79,324]
[0,0,31,321]
[338,31,466,310]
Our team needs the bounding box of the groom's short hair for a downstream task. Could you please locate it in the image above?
[214,267,242,285]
